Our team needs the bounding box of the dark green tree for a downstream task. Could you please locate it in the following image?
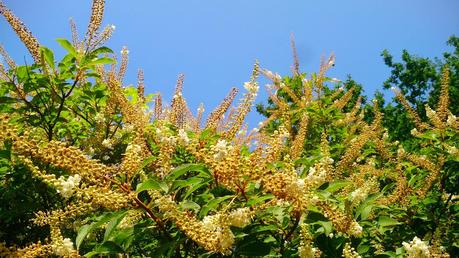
[380,36,459,142]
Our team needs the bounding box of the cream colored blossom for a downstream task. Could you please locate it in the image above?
[102,138,113,149]
[243,81,259,94]
[447,113,456,126]
[54,175,81,198]
[211,139,232,160]
[177,129,190,145]
[348,221,363,237]
[402,237,430,258]
[306,166,326,186]
[228,208,252,228]
[52,238,74,256]
[298,245,317,258]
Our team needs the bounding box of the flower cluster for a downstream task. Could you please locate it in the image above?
[211,139,232,160]
[243,81,259,94]
[52,238,74,257]
[177,129,190,145]
[402,237,431,258]
[227,207,252,228]
[54,175,81,199]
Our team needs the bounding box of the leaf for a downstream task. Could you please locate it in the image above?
[76,211,124,249]
[314,221,333,235]
[171,177,203,191]
[249,224,278,234]
[0,96,16,104]
[199,195,234,217]
[324,180,351,193]
[104,211,128,241]
[76,224,91,249]
[141,156,156,169]
[56,38,77,56]
[113,228,135,250]
[183,178,212,200]
[358,204,375,220]
[247,194,274,207]
[378,216,401,227]
[166,163,209,182]
[136,177,169,193]
[85,57,115,66]
[179,200,201,212]
[85,241,124,257]
[236,240,272,256]
[41,47,54,69]
[90,46,114,56]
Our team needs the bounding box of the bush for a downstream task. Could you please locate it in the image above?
[0,1,457,257]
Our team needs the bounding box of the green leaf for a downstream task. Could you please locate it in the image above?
[314,221,333,235]
[85,57,115,66]
[324,180,351,193]
[56,38,77,56]
[171,177,203,191]
[236,240,272,256]
[104,211,128,241]
[0,96,16,104]
[41,47,54,69]
[183,178,212,200]
[166,163,209,182]
[76,224,91,249]
[85,241,124,257]
[378,216,401,227]
[141,156,156,169]
[136,177,169,193]
[247,194,274,207]
[76,211,124,249]
[199,195,234,217]
[90,46,114,56]
[249,224,278,234]
[179,200,201,213]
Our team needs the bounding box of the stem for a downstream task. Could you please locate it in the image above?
[105,175,172,239]
[50,71,81,134]
[285,211,301,241]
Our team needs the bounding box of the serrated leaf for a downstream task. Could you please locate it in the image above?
[90,46,114,56]
[236,240,272,256]
[85,241,124,257]
[56,38,76,56]
[104,211,128,241]
[179,200,201,212]
[41,47,54,69]
[378,216,401,227]
[166,163,209,182]
[247,194,274,206]
[171,177,203,191]
[183,178,212,200]
[76,224,91,249]
[325,180,351,192]
[199,195,234,217]
[85,57,115,66]
[136,177,169,193]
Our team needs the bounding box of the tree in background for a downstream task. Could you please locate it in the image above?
[380,36,459,143]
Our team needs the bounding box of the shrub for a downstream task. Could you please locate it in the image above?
[0,1,457,257]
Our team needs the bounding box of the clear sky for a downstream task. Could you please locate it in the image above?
[1,0,458,127]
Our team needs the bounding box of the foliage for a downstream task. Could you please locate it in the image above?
[379,36,459,143]
[0,1,458,258]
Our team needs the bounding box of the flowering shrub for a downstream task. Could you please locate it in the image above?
[0,1,458,257]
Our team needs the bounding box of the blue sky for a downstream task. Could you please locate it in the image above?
[1,0,458,127]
